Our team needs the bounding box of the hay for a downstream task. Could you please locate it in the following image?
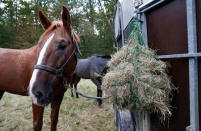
[102,19,175,120]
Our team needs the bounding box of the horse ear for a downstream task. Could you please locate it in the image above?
[38,10,51,30]
[61,6,71,31]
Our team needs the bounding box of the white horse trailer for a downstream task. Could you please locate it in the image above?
[114,0,200,131]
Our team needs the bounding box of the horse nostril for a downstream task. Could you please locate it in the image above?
[35,90,43,98]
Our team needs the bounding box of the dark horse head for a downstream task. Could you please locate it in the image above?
[28,6,80,106]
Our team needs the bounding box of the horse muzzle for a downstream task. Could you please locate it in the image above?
[31,85,53,107]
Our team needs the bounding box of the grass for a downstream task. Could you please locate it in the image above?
[0,79,116,131]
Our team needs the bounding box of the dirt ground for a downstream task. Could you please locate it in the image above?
[0,79,116,131]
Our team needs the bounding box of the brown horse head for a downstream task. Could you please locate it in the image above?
[28,6,80,106]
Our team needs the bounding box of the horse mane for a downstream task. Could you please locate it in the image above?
[72,30,80,43]
[40,21,80,43]
[94,54,111,59]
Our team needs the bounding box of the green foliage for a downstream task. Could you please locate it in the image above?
[0,24,15,48]
[0,0,116,57]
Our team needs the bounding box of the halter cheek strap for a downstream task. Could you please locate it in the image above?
[34,32,80,87]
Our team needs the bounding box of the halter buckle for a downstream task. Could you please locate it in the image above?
[57,69,63,77]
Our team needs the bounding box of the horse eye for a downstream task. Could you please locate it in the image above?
[57,42,67,50]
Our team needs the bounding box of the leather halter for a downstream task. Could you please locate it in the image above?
[34,32,81,87]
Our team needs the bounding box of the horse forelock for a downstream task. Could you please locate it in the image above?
[40,21,63,40]
[40,21,80,44]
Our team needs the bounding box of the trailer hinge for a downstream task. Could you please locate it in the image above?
[186,125,192,131]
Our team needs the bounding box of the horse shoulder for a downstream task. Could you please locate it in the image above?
[0,47,37,95]
[75,59,91,78]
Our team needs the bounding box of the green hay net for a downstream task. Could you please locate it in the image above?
[102,19,175,120]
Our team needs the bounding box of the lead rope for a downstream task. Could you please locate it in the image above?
[63,78,110,100]
[73,88,110,100]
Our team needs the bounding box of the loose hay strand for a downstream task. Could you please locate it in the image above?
[102,19,175,121]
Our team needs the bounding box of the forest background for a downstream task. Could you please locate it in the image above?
[0,0,116,58]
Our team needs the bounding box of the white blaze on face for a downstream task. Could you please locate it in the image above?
[29,34,55,104]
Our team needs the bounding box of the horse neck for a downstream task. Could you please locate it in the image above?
[26,45,39,63]
[21,45,39,78]
[4,45,40,93]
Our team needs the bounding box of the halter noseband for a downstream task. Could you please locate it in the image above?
[34,32,80,87]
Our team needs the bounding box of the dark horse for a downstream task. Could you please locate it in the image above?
[0,6,80,131]
[71,55,111,106]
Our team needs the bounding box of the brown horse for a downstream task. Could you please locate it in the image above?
[0,6,80,131]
